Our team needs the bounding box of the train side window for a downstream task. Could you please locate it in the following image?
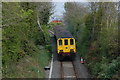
[64,39,68,45]
[70,39,74,45]
[59,40,62,45]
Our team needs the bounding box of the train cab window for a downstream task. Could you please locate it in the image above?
[70,39,74,45]
[59,40,62,45]
[64,39,68,45]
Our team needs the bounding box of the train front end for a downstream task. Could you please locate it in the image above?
[57,38,76,60]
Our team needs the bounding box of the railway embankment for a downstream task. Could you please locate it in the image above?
[3,45,51,78]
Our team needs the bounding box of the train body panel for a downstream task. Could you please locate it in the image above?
[57,38,76,54]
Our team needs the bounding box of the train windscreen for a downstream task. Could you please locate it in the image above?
[70,39,74,45]
[64,39,68,45]
[59,40,62,45]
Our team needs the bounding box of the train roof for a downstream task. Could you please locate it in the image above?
[53,25,74,39]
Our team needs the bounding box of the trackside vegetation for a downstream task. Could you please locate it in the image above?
[2,2,52,78]
[64,2,120,78]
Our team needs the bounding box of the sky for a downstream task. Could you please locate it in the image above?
[49,0,88,22]
[49,2,65,22]
[51,0,88,17]
[53,2,65,16]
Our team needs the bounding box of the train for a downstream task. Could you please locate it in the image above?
[53,25,76,61]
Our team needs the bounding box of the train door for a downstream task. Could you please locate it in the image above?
[70,38,76,52]
[57,39,63,53]
[63,39,70,53]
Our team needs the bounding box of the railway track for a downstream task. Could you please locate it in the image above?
[49,37,90,79]
[60,61,77,79]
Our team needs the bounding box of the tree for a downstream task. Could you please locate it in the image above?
[64,2,119,78]
[2,2,53,77]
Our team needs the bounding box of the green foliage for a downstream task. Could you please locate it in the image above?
[37,2,53,25]
[97,57,120,78]
[41,25,50,44]
[3,45,51,78]
[2,2,52,78]
[64,2,119,78]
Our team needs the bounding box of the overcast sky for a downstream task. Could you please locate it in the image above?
[50,2,87,21]
[52,0,88,16]
[53,2,65,16]
[49,2,65,22]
